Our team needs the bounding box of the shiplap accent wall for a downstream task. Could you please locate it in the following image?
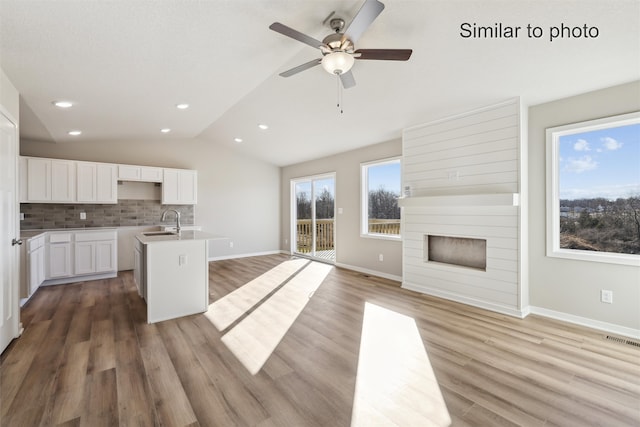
[402,98,527,317]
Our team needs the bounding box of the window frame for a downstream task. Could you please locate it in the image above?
[360,156,402,241]
[545,111,640,266]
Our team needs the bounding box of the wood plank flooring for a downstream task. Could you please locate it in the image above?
[2,253,639,426]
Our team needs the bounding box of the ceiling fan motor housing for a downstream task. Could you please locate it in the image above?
[322,33,354,53]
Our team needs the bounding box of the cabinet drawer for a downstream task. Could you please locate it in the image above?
[75,231,117,242]
[48,233,72,243]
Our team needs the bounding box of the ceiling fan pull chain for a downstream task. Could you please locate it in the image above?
[336,74,344,114]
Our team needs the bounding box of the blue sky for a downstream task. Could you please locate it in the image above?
[368,162,401,194]
[559,122,640,200]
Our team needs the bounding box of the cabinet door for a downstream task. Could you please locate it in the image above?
[29,247,44,295]
[95,240,117,272]
[118,165,140,180]
[161,169,180,204]
[74,241,95,275]
[179,170,197,204]
[76,162,97,202]
[48,243,72,278]
[26,157,51,201]
[140,166,163,182]
[162,168,197,205]
[50,160,75,202]
[19,157,27,202]
[96,164,117,203]
[134,247,142,295]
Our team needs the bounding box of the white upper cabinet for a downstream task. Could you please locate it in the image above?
[140,166,164,182]
[96,163,118,202]
[162,168,197,205]
[118,165,163,182]
[21,157,195,205]
[77,162,117,203]
[25,157,75,202]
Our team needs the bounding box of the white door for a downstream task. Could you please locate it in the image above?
[0,110,20,353]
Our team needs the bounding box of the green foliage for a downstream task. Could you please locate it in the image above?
[559,196,640,254]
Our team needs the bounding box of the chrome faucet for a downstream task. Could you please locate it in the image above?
[161,209,181,233]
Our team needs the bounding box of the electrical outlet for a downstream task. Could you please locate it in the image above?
[80,212,86,220]
[229,241,234,248]
[378,254,384,262]
[600,289,613,304]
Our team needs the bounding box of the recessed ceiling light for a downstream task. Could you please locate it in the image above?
[258,124,269,130]
[68,130,82,136]
[54,101,73,108]
[176,103,189,110]
[234,137,243,143]
[161,128,171,133]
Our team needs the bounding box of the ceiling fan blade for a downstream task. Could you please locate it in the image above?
[354,49,413,61]
[269,22,326,50]
[279,58,322,77]
[340,70,356,89]
[344,0,385,43]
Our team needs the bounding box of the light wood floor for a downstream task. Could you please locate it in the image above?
[2,254,639,426]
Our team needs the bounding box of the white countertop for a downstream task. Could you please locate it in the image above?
[136,230,227,244]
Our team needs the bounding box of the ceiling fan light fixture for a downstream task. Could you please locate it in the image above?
[321,51,354,75]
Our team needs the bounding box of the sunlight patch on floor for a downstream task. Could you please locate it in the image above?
[205,258,309,330]
[351,302,451,427]
[221,261,332,375]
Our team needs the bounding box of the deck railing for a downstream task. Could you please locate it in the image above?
[295,218,400,253]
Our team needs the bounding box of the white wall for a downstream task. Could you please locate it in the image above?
[402,99,525,317]
[528,81,640,332]
[281,139,402,280]
[20,137,281,259]
[0,68,19,123]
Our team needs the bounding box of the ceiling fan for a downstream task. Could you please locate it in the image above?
[269,0,412,89]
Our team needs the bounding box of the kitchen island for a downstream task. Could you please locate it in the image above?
[135,230,225,323]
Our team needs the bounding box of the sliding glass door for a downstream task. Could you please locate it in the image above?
[292,174,335,262]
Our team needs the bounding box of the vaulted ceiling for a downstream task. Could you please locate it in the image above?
[1,0,638,166]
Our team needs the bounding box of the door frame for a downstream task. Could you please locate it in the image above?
[290,172,336,262]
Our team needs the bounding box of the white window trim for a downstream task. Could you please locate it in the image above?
[545,111,640,267]
[360,156,402,240]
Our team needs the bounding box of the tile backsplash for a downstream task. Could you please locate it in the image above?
[20,200,195,230]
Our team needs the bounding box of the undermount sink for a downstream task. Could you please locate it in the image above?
[142,231,177,236]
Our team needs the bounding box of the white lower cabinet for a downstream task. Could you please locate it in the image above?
[74,241,95,275]
[96,240,117,272]
[47,234,73,279]
[29,245,45,295]
[74,231,117,275]
[44,230,118,284]
[133,238,145,298]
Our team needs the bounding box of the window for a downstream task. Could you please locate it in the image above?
[546,111,640,266]
[361,157,401,239]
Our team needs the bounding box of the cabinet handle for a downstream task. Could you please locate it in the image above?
[12,238,23,246]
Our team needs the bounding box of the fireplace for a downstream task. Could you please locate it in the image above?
[425,235,487,271]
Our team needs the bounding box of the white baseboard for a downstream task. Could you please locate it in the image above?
[402,281,529,318]
[334,263,402,282]
[529,306,640,339]
[208,250,286,262]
